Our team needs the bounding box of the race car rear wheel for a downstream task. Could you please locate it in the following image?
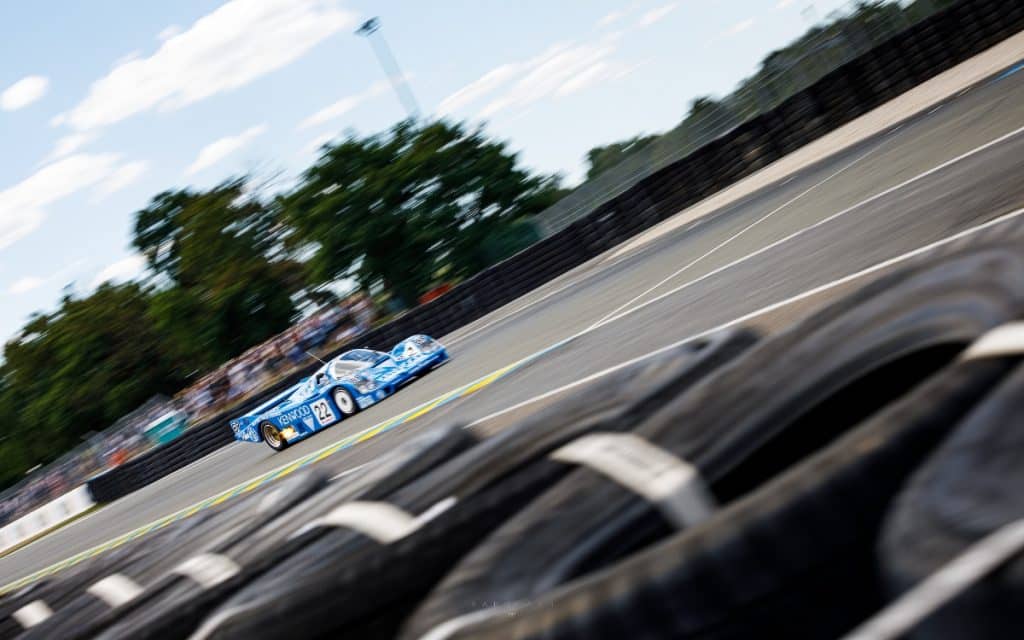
[261,422,288,452]
[333,388,358,416]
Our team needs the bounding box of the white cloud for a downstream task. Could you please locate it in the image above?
[185,124,267,176]
[91,255,146,288]
[598,9,628,28]
[8,277,45,295]
[556,62,610,97]
[64,0,356,130]
[158,25,182,41]
[1,75,49,111]
[724,18,756,36]
[478,40,624,118]
[438,25,646,120]
[438,63,527,115]
[0,153,137,250]
[637,3,678,28]
[7,261,89,296]
[93,160,148,200]
[299,79,391,129]
[776,0,796,8]
[46,132,98,162]
[112,50,143,68]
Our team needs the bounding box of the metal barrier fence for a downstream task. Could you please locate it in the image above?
[533,0,955,237]
[87,0,1024,502]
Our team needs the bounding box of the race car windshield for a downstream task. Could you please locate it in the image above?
[330,359,368,378]
[339,349,384,363]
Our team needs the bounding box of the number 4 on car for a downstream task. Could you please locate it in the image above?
[229,335,450,451]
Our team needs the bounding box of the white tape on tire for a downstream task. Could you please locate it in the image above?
[288,497,457,544]
[842,518,1024,640]
[962,322,1024,360]
[418,603,523,640]
[551,433,716,528]
[13,600,53,628]
[257,487,283,514]
[414,496,458,526]
[87,573,143,608]
[319,502,418,543]
[173,553,240,589]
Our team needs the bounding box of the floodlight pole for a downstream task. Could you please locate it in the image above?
[355,17,421,120]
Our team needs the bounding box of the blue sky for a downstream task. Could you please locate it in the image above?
[0,0,851,344]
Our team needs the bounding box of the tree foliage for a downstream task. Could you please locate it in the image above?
[0,180,307,488]
[281,120,564,306]
[133,180,283,288]
[0,284,180,487]
[134,180,302,375]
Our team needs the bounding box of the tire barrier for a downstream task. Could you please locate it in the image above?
[403,233,1024,640]
[11,225,1024,638]
[5,424,477,640]
[85,0,1024,504]
[878,350,1024,640]
[1,471,326,640]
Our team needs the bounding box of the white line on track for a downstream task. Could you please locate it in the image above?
[588,121,1024,332]
[468,206,1024,429]
[445,228,682,349]
[330,462,370,482]
[449,140,879,348]
[445,270,600,347]
[451,113,1024,349]
[587,140,887,330]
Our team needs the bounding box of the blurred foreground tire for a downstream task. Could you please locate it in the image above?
[413,344,1024,639]
[185,329,758,639]
[0,477,314,640]
[880,360,1024,640]
[3,469,328,640]
[404,241,1024,639]
[30,423,477,640]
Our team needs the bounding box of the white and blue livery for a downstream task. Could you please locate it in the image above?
[231,335,449,451]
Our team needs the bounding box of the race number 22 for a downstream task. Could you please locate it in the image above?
[310,399,338,426]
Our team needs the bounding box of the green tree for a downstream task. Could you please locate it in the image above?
[133,180,301,374]
[0,284,179,486]
[280,120,564,306]
[133,179,282,288]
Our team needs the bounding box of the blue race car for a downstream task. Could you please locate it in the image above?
[230,335,449,451]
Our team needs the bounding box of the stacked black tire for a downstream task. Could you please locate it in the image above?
[6,229,1024,639]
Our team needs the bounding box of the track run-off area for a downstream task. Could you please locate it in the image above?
[4,58,1024,592]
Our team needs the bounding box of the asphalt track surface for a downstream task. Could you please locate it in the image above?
[4,62,1024,587]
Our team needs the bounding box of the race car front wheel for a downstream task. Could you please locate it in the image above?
[261,422,288,452]
[333,388,358,416]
